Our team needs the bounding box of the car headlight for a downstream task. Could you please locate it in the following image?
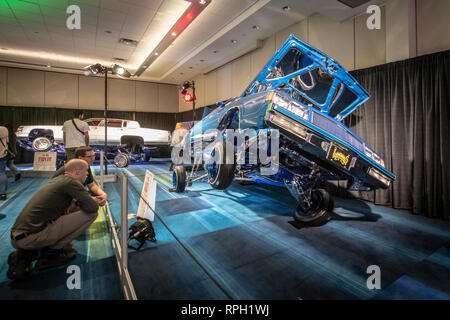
[365,147,385,167]
[368,168,390,187]
[273,94,309,121]
[32,137,52,151]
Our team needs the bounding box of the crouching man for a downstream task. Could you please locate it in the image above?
[7,159,99,281]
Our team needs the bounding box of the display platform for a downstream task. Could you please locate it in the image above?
[103,159,450,300]
[0,160,448,299]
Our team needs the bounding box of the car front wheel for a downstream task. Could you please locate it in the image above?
[294,188,333,226]
[205,142,236,190]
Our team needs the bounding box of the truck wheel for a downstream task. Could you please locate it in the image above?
[294,188,332,226]
[205,141,236,190]
[114,153,130,168]
[173,165,187,192]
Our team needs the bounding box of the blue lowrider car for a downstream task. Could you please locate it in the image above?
[172,34,395,226]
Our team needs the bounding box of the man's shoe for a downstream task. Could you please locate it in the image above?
[7,249,39,281]
[0,194,6,201]
[15,173,21,181]
[35,248,76,271]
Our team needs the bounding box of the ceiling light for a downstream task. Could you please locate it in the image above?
[119,38,139,46]
[231,39,237,44]
[282,6,291,11]
[171,32,177,36]
[111,64,131,78]
[47,65,51,68]
[155,52,159,56]
[199,0,207,4]
[252,25,260,30]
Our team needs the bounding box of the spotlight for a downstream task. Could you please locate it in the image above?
[111,64,131,78]
[183,92,194,102]
[83,63,104,76]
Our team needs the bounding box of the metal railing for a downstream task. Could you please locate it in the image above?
[99,151,137,300]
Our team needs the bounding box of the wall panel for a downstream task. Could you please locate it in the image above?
[308,13,355,71]
[136,81,158,112]
[44,72,78,108]
[355,6,386,69]
[7,68,45,106]
[417,0,450,56]
[108,78,135,111]
[216,64,232,102]
[78,76,105,110]
[0,67,6,106]
[158,84,178,113]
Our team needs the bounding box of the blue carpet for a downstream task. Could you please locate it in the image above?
[0,175,122,299]
[104,161,450,300]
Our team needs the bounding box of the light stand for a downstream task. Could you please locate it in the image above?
[84,63,131,174]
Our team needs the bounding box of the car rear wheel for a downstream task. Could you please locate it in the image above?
[294,188,333,226]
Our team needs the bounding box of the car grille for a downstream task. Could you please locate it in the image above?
[311,111,364,152]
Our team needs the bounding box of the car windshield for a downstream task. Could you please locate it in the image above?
[86,119,102,126]
[97,120,123,127]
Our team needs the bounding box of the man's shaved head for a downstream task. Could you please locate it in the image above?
[65,159,88,173]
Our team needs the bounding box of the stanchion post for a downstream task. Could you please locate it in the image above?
[99,150,104,190]
[121,173,128,269]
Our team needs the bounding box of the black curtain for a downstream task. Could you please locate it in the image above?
[345,50,450,220]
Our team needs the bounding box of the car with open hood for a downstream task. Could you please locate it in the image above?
[171,34,395,226]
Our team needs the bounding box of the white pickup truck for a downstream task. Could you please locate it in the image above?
[16,118,171,161]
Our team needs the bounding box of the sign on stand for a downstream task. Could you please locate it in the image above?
[33,152,57,171]
[137,169,157,221]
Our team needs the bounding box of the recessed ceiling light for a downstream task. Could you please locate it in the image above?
[119,38,139,46]
[199,0,207,4]
[231,39,237,44]
[171,32,177,36]
[282,6,291,11]
[47,65,51,68]
[155,52,159,56]
[252,25,260,30]
[143,65,147,68]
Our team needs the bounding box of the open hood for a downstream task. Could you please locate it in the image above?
[242,35,369,121]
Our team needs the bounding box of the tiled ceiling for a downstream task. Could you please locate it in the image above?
[0,0,380,84]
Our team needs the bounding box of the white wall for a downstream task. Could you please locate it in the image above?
[180,0,450,112]
[0,66,179,113]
